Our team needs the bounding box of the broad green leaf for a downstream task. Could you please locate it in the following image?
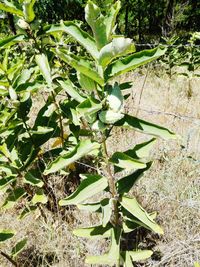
[110,152,146,173]
[0,176,17,191]
[129,250,153,261]
[121,250,153,265]
[59,174,108,206]
[101,198,112,227]
[99,110,124,124]
[22,0,36,22]
[132,138,156,158]
[46,21,99,59]
[11,238,27,257]
[121,251,133,267]
[86,227,121,265]
[77,202,101,212]
[73,224,112,239]
[58,80,85,103]
[194,263,200,267]
[91,120,106,131]
[122,211,157,233]
[105,47,166,81]
[0,35,24,49]
[116,162,152,195]
[107,82,123,112]
[2,188,26,209]
[77,72,96,91]
[77,97,102,117]
[24,170,44,187]
[99,37,135,68]
[0,230,15,242]
[0,1,23,17]
[31,189,48,204]
[18,205,37,220]
[115,114,177,139]
[105,1,121,40]
[53,48,104,86]
[85,1,108,49]
[44,140,100,175]
[121,196,163,234]
[35,54,52,87]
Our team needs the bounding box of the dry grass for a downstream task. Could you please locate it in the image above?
[0,65,200,266]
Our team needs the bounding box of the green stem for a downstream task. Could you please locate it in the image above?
[51,91,64,148]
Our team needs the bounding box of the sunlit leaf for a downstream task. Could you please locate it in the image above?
[115,114,177,139]
[46,21,99,59]
[86,227,121,265]
[44,140,100,175]
[73,224,112,239]
[59,174,108,206]
[85,1,108,49]
[99,37,135,68]
[35,54,52,87]
[121,196,163,234]
[105,47,166,81]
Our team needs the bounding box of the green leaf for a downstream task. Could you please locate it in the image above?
[46,21,99,59]
[35,54,52,87]
[132,138,156,158]
[0,1,23,17]
[194,263,200,267]
[121,250,153,265]
[11,238,27,258]
[129,250,153,261]
[99,37,135,68]
[53,48,104,86]
[121,251,133,267]
[44,140,100,175]
[24,170,44,188]
[86,227,121,265]
[77,202,101,212]
[99,110,124,124]
[110,152,146,173]
[105,1,121,41]
[0,35,24,49]
[107,82,123,112]
[105,47,166,81]
[22,0,36,22]
[121,196,163,234]
[31,189,48,204]
[77,97,102,117]
[115,114,177,140]
[116,162,152,195]
[59,174,108,206]
[101,198,112,227]
[0,230,15,243]
[2,188,26,209]
[0,176,17,191]
[18,205,37,220]
[73,224,112,239]
[58,80,85,103]
[77,72,97,92]
[85,1,108,49]
[122,211,157,233]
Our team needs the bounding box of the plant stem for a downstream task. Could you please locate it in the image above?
[0,251,18,267]
[102,140,119,226]
[51,91,64,148]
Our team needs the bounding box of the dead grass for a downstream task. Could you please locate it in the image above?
[0,65,200,266]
